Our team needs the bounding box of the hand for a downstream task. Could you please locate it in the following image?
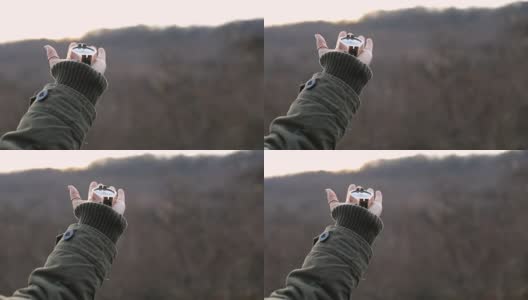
[44,42,107,75]
[315,31,374,66]
[326,184,382,217]
[68,181,125,215]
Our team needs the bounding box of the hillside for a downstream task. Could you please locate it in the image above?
[265,150,528,299]
[264,2,528,149]
[0,151,263,300]
[0,19,263,149]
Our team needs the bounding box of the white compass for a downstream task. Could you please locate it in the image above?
[349,187,372,208]
[93,184,116,206]
[339,33,364,57]
[70,43,97,65]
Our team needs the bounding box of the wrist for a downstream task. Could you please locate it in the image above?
[74,202,127,243]
[331,204,383,245]
[319,51,372,95]
[51,61,108,104]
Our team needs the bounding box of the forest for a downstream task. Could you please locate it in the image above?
[265,2,528,149]
[0,151,263,300]
[0,19,263,149]
[265,151,528,299]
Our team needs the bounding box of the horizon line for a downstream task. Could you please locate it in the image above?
[264,1,523,27]
[0,18,263,45]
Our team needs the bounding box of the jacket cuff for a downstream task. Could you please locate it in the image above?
[331,204,383,245]
[319,51,372,95]
[51,61,107,104]
[74,202,127,244]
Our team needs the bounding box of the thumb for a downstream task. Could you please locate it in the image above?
[315,34,328,57]
[68,185,81,201]
[44,45,60,68]
[68,185,84,210]
[326,188,339,211]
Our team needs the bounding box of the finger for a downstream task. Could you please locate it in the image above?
[367,187,375,207]
[113,189,126,214]
[44,45,60,67]
[345,184,357,204]
[335,31,347,51]
[116,188,125,203]
[358,38,374,65]
[315,34,328,57]
[369,190,383,216]
[326,188,340,211]
[357,35,366,52]
[365,38,374,52]
[68,185,81,201]
[96,48,106,64]
[67,42,81,61]
[69,49,81,62]
[88,181,98,200]
[91,48,106,73]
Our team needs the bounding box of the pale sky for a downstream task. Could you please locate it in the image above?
[265,150,510,178]
[0,0,263,43]
[0,151,238,173]
[264,0,519,26]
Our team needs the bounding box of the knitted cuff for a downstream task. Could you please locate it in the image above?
[320,51,373,95]
[51,61,107,104]
[331,204,383,245]
[74,202,127,244]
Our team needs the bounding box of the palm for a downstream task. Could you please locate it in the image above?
[315,31,374,66]
[44,42,107,74]
[68,181,126,215]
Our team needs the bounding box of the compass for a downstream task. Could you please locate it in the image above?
[339,33,364,57]
[349,187,372,208]
[93,184,116,207]
[70,43,97,65]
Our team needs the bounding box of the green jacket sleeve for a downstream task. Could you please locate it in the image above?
[264,52,372,150]
[0,61,107,150]
[266,205,383,300]
[0,203,127,300]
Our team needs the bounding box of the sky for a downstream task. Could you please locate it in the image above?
[264,0,518,26]
[0,151,238,173]
[264,150,510,178]
[0,1,519,43]
[0,0,263,43]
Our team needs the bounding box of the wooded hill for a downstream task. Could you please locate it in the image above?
[265,150,528,299]
[0,19,263,149]
[0,151,263,300]
[265,2,528,149]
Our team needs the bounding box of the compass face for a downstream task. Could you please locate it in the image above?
[93,187,116,198]
[71,46,97,56]
[340,37,363,48]
[350,190,372,199]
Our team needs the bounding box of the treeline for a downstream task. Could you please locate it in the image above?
[264,150,528,299]
[0,19,263,149]
[0,151,263,300]
[264,2,528,149]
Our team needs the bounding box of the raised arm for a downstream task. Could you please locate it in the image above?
[0,43,107,150]
[1,182,127,300]
[267,184,383,300]
[264,32,373,150]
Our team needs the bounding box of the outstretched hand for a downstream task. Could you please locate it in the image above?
[44,42,107,74]
[326,184,382,217]
[68,181,126,215]
[315,31,374,66]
